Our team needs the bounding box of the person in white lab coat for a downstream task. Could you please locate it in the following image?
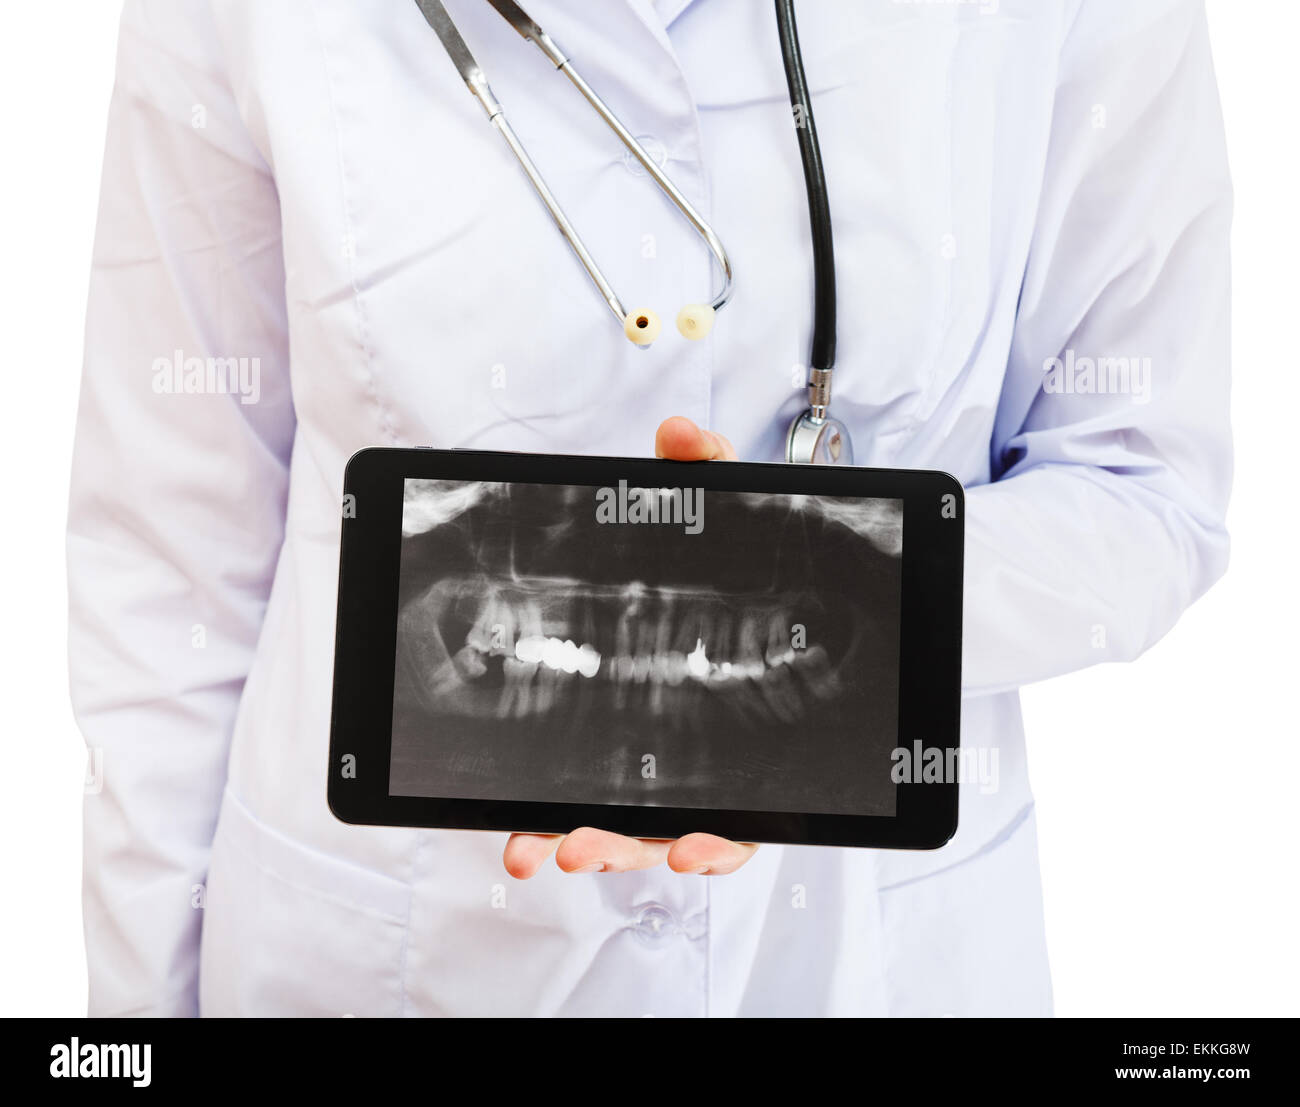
[68,0,1231,1017]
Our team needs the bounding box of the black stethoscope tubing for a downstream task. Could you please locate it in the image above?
[776,0,837,381]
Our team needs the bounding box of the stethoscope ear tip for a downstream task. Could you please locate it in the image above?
[622,305,718,346]
[675,304,715,340]
[623,308,662,346]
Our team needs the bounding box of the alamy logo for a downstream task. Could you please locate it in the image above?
[49,1038,151,1087]
[891,741,999,795]
[595,480,703,535]
[1042,349,1152,404]
[152,349,261,404]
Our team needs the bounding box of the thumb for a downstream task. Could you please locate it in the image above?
[654,416,738,461]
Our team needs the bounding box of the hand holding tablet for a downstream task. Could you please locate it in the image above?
[506,418,756,878]
[328,419,964,869]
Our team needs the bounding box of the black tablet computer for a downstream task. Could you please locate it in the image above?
[328,448,963,849]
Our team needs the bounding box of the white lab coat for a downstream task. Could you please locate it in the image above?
[68,0,1231,1017]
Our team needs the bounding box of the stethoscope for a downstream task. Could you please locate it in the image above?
[414,0,853,465]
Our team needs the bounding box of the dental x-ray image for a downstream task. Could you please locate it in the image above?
[390,478,904,817]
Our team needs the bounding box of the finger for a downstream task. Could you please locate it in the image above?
[503,833,562,880]
[554,827,671,874]
[654,416,739,461]
[666,833,759,875]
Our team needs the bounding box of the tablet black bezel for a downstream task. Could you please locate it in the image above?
[328,448,963,850]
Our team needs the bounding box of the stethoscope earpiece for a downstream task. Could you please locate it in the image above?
[622,305,717,346]
[623,309,662,347]
[676,304,715,341]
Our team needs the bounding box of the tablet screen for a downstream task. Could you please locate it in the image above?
[389,478,904,818]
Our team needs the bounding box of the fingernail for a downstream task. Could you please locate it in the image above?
[571,862,605,874]
[689,865,710,875]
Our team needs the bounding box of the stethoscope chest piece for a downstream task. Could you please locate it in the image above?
[786,411,854,466]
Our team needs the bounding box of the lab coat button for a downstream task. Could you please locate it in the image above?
[631,902,678,946]
[623,136,668,177]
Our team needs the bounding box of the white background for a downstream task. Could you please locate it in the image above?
[0,2,1295,1017]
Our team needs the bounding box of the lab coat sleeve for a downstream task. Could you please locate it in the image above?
[962,0,1232,694]
[67,0,292,1016]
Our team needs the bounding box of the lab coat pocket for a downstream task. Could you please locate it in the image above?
[199,788,411,1017]
[876,806,1053,1017]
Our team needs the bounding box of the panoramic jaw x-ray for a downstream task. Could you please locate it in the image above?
[390,478,904,818]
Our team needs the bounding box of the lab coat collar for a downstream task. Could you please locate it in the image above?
[641,0,699,29]
[513,0,695,125]
[516,1,691,65]
[623,0,691,59]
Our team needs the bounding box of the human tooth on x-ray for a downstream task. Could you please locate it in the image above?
[399,576,841,722]
[388,478,905,818]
